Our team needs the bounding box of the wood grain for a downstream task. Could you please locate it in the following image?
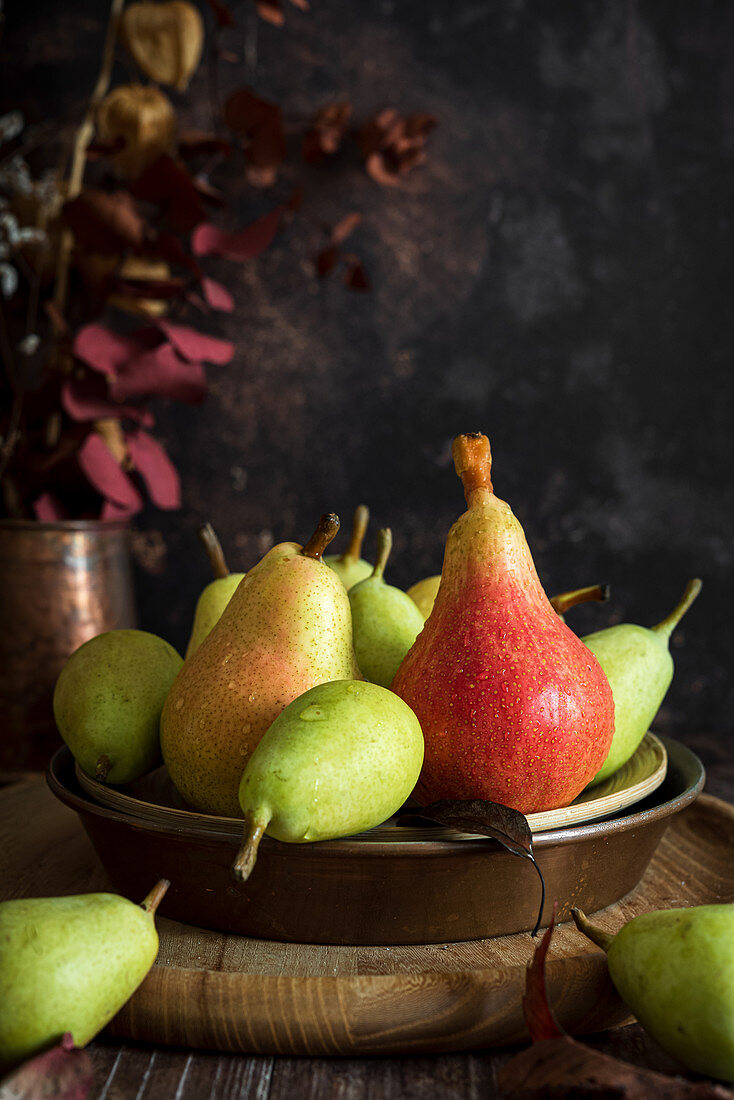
[2,778,733,1057]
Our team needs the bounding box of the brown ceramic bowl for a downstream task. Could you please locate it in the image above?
[47,737,704,945]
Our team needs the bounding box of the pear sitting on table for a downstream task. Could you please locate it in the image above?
[53,629,183,784]
[161,513,362,817]
[185,523,246,659]
[573,904,734,1081]
[584,578,702,785]
[0,881,168,1073]
[349,527,425,689]
[324,504,373,590]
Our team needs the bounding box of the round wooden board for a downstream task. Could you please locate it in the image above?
[2,776,732,1057]
[109,793,734,1055]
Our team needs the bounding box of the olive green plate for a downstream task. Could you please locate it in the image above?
[75,731,667,838]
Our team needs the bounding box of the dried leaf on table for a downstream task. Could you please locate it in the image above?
[315,245,338,278]
[302,101,352,161]
[77,429,143,512]
[224,88,286,187]
[62,190,146,255]
[192,206,282,261]
[97,85,176,180]
[0,1033,94,1100]
[110,342,207,403]
[157,320,235,364]
[126,427,181,510]
[398,797,545,935]
[120,1,204,91]
[255,0,309,24]
[497,916,734,1099]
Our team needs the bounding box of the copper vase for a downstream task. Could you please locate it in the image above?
[0,520,137,771]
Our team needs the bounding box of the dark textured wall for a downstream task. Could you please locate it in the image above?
[4,1,733,757]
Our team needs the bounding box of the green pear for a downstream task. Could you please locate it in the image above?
[349,528,425,688]
[0,881,168,1073]
[573,906,734,1081]
[324,504,373,589]
[406,574,441,620]
[53,629,183,783]
[185,523,246,659]
[161,514,362,817]
[232,679,424,880]
[585,578,702,786]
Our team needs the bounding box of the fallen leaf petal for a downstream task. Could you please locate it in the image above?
[0,1033,94,1100]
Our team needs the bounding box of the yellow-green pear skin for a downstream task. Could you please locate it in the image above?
[161,516,362,817]
[0,883,167,1073]
[233,680,424,878]
[53,630,183,784]
[349,529,425,688]
[324,504,372,590]
[185,573,245,658]
[406,574,441,620]
[575,906,734,1081]
[585,579,702,786]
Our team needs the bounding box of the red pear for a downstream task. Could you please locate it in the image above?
[391,433,615,814]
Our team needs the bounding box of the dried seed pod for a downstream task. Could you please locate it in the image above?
[108,256,173,318]
[121,1,204,92]
[97,84,176,179]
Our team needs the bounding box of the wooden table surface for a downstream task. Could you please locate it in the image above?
[4,726,732,1099]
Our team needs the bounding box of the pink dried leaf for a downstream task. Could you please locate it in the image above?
[201,276,235,312]
[522,903,564,1041]
[73,324,156,378]
[32,492,68,522]
[192,206,282,261]
[61,376,155,426]
[100,499,140,521]
[0,1033,94,1100]
[157,321,234,365]
[77,431,143,511]
[110,343,207,403]
[126,428,181,510]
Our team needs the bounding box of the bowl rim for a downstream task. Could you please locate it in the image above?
[46,736,704,856]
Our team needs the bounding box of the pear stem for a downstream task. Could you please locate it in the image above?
[550,583,610,616]
[95,754,111,782]
[141,878,170,916]
[341,504,369,564]
[652,578,703,640]
[371,527,392,580]
[232,812,269,883]
[198,523,230,580]
[571,907,615,952]
[302,513,340,561]
[452,433,493,506]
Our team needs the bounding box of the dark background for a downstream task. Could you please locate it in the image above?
[4,1,733,777]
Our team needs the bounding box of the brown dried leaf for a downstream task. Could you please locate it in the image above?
[523,904,564,1041]
[62,190,145,254]
[343,256,370,291]
[303,101,352,161]
[399,797,545,935]
[498,1037,734,1098]
[130,154,210,233]
[315,245,338,278]
[121,1,204,91]
[331,212,362,245]
[224,88,286,187]
[359,108,437,186]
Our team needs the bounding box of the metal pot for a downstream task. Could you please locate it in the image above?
[0,519,137,771]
